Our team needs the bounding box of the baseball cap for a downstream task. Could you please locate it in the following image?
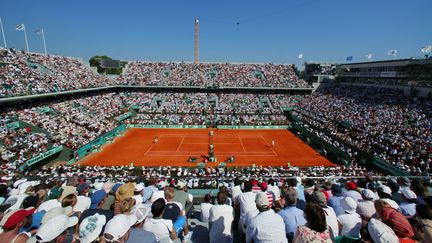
[79,213,107,243]
[77,183,90,194]
[368,218,398,243]
[346,182,357,190]
[21,210,46,232]
[311,191,327,206]
[361,189,375,200]
[103,214,137,242]
[0,207,35,230]
[36,215,78,242]
[41,206,73,224]
[255,192,270,208]
[341,197,357,214]
[401,189,417,200]
[331,184,342,196]
[130,204,149,224]
[90,190,107,209]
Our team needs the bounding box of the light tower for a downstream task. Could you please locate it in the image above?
[194,17,199,64]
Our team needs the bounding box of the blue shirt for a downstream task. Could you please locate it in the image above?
[278,206,307,234]
[328,196,345,216]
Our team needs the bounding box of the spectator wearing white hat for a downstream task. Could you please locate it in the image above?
[337,197,362,238]
[102,214,137,243]
[132,183,144,205]
[79,213,106,243]
[400,189,417,217]
[209,191,234,243]
[246,192,287,243]
[34,214,78,243]
[356,189,376,220]
[127,204,157,243]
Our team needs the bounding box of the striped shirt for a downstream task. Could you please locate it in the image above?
[246,210,288,243]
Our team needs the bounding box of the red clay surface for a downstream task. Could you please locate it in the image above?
[80,128,334,167]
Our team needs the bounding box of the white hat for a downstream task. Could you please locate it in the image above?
[382,198,400,210]
[401,189,417,200]
[103,214,137,242]
[341,197,357,214]
[79,213,107,243]
[93,182,104,191]
[378,185,392,195]
[130,204,149,224]
[13,178,27,188]
[41,206,73,224]
[36,214,78,242]
[255,192,270,208]
[361,189,375,200]
[74,196,91,213]
[176,180,187,189]
[134,184,144,192]
[368,218,398,243]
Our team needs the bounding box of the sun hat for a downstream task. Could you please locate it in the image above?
[21,210,46,232]
[341,197,357,214]
[130,204,149,224]
[311,191,327,206]
[368,218,398,243]
[134,183,144,192]
[36,215,78,242]
[79,213,107,243]
[361,189,375,201]
[115,183,135,202]
[48,187,63,200]
[401,189,417,200]
[41,206,73,224]
[377,185,392,196]
[103,214,137,242]
[60,186,76,201]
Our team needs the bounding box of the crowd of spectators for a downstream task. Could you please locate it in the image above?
[296,85,432,175]
[1,164,432,242]
[0,48,114,98]
[123,62,310,88]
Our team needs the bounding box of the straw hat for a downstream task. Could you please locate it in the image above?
[115,183,135,202]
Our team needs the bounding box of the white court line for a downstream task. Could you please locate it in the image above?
[239,138,247,152]
[144,153,277,157]
[176,137,185,152]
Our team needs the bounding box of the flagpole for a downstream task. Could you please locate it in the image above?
[23,24,29,52]
[0,17,6,48]
[41,28,47,55]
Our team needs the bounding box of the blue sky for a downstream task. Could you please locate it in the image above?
[1,0,431,65]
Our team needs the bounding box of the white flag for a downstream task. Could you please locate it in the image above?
[16,24,24,31]
[421,45,432,54]
[387,50,398,56]
[298,53,303,59]
[365,53,373,59]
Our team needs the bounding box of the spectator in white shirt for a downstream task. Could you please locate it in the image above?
[337,197,362,238]
[143,198,177,242]
[209,191,234,243]
[312,191,339,239]
[246,192,288,243]
[200,194,213,222]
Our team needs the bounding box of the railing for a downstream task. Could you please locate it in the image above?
[18,146,63,171]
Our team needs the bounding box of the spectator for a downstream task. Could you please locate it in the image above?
[209,191,234,243]
[143,198,177,242]
[0,208,35,243]
[293,203,332,243]
[246,192,287,243]
[127,204,157,243]
[278,187,307,240]
[311,191,339,239]
[327,184,344,216]
[374,199,414,239]
[79,213,106,243]
[103,214,137,243]
[337,197,362,238]
[356,189,376,220]
[200,194,213,222]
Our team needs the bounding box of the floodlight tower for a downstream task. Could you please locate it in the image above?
[194,17,199,64]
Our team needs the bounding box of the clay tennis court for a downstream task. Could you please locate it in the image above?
[80,128,334,167]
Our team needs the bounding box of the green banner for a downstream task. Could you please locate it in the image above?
[115,112,132,121]
[6,121,20,130]
[19,146,63,171]
[75,123,126,160]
